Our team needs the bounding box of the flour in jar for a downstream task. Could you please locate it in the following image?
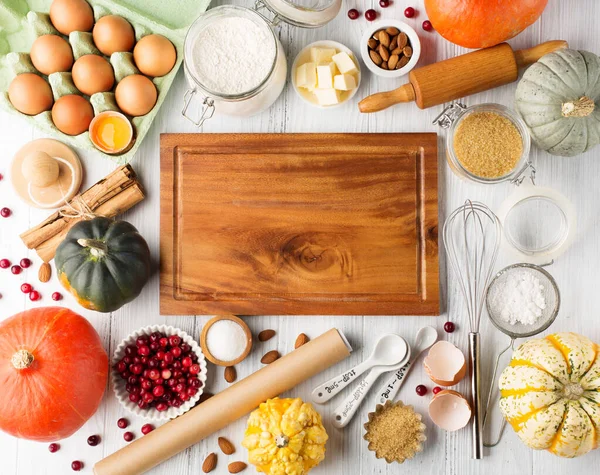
[191,16,276,95]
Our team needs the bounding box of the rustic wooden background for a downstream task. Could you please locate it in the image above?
[0,0,598,474]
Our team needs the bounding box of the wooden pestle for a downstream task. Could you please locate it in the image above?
[359,40,568,113]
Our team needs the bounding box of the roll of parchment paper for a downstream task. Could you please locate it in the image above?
[94,328,352,475]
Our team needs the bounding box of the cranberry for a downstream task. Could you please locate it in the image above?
[29,290,40,301]
[174,383,185,393]
[129,393,140,403]
[141,379,153,390]
[117,418,129,429]
[11,265,22,275]
[189,364,201,375]
[148,358,159,368]
[0,173,3,181]
[87,435,100,446]
[379,0,389,7]
[137,345,150,356]
[164,352,174,364]
[364,8,376,20]
[123,432,134,442]
[123,356,133,365]
[149,332,162,343]
[136,336,149,347]
[153,385,165,397]
[150,341,160,351]
[444,321,456,333]
[404,6,415,18]
[172,399,182,408]
[154,378,164,386]
[168,335,181,347]
[121,370,131,380]
[181,343,191,353]
[182,357,193,368]
[143,393,154,404]
[125,345,138,356]
[156,402,168,412]
[51,292,62,301]
[433,386,442,395]
[138,400,148,409]
[179,392,190,402]
[116,361,127,373]
[133,356,142,364]
[141,424,154,435]
[20,258,31,268]
[167,378,177,388]
[159,337,169,347]
[171,347,182,358]
[148,369,160,380]
[190,378,202,388]
[1,207,11,218]
[347,8,359,19]
[0,259,10,269]
[422,20,433,31]
[187,387,198,397]
[156,350,166,360]
[20,283,32,294]
[48,443,60,453]
[130,363,144,375]
[140,356,148,365]
[71,461,83,471]
[172,369,182,378]
[416,384,428,396]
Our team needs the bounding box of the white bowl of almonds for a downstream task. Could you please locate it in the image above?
[361,20,421,78]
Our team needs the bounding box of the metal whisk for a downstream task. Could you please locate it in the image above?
[443,201,501,460]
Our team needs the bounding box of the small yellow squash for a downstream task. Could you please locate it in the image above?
[242,397,328,475]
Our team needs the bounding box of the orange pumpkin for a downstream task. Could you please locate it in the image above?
[0,307,108,441]
[424,0,548,49]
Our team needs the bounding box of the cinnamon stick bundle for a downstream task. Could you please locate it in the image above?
[20,165,145,262]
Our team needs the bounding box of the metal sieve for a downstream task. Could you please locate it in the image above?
[482,263,560,447]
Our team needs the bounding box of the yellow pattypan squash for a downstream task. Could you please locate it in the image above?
[499,332,600,458]
[242,397,328,475]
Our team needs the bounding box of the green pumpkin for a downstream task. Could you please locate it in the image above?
[55,217,151,313]
[515,48,600,157]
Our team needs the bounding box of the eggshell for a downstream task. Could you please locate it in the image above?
[30,34,74,75]
[72,54,115,96]
[428,390,472,431]
[115,74,157,116]
[133,34,176,77]
[51,94,94,136]
[49,0,95,36]
[8,73,54,116]
[93,15,136,56]
[423,340,467,386]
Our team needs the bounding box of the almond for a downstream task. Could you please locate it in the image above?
[38,262,51,283]
[224,365,237,383]
[378,30,390,48]
[295,333,309,349]
[378,44,390,62]
[403,46,413,58]
[398,55,410,69]
[397,32,408,49]
[389,35,398,51]
[367,38,378,50]
[228,462,247,474]
[202,453,217,473]
[381,61,389,70]
[218,437,236,455]
[261,350,280,364]
[258,329,276,342]
[388,54,399,70]
[391,47,404,56]
[386,26,400,36]
[372,29,384,40]
[369,50,382,66]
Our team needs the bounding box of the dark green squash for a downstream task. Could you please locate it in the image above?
[55,217,151,312]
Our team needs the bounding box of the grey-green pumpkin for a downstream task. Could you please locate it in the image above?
[55,217,151,313]
[515,48,600,157]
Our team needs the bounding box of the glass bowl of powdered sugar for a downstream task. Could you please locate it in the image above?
[200,315,253,366]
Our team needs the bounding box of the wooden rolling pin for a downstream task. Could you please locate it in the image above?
[359,40,568,113]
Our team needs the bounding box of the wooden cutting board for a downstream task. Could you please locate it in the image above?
[160,133,439,316]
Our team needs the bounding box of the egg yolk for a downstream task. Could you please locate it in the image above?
[93,115,132,152]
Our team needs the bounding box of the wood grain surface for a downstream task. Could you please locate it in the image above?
[160,133,438,315]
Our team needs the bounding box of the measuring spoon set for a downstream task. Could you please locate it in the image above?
[311,326,438,428]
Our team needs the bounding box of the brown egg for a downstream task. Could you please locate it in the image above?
[72,54,115,96]
[133,34,176,77]
[52,94,94,135]
[93,15,135,56]
[49,0,94,36]
[8,73,54,115]
[30,35,74,75]
[115,74,157,116]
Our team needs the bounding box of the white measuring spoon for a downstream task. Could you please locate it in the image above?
[332,338,411,428]
[311,334,409,404]
[375,326,438,405]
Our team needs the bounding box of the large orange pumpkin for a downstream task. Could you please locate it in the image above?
[424,0,548,49]
[0,307,108,441]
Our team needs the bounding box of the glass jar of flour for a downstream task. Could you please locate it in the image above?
[182,1,342,125]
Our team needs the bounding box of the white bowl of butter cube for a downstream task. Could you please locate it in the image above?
[292,41,361,108]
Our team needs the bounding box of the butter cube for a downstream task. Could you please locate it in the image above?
[313,88,341,106]
[310,47,337,64]
[317,62,337,89]
[296,62,317,89]
[334,74,357,91]
[332,51,358,74]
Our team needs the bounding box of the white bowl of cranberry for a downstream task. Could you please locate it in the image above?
[112,325,207,421]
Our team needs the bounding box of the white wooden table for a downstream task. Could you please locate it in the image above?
[1,0,598,473]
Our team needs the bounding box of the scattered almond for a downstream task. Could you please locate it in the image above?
[38,262,51,283]
[202,453,217,473]
[218,437,236,455]
[388,54,399,70]
[228,462,247,474]
[258,329,276,342]
[224,366,237,383]
[261,350,280,364]
[295,333,310,349]
[378,30,390,48]
[386,26,400,36]
[199,392,214,403]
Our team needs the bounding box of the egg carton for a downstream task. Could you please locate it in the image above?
[0,0,211,164]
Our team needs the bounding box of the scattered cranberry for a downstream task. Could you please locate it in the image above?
[0,259,9,269]
[365,9,377,21]
[117,418,129,429]
[416,384,428,396]
[347,8,359,19]
[87,435,100,446]
[444,321,456,333]
[29,290,40,301]
[404,6,415,18]
[21,283,32,294]
[141,424,154,435]
[52,292,62,301]
[123,432,134,442]
[379,0,389,7]
[422,20,433,31]
[0,173,3,181]
[20,258,31,268]
[433,386,442,395]
[1,207,11,218]
[11,265,21,275]
[48,443,60,453]
[71,461,83,471]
